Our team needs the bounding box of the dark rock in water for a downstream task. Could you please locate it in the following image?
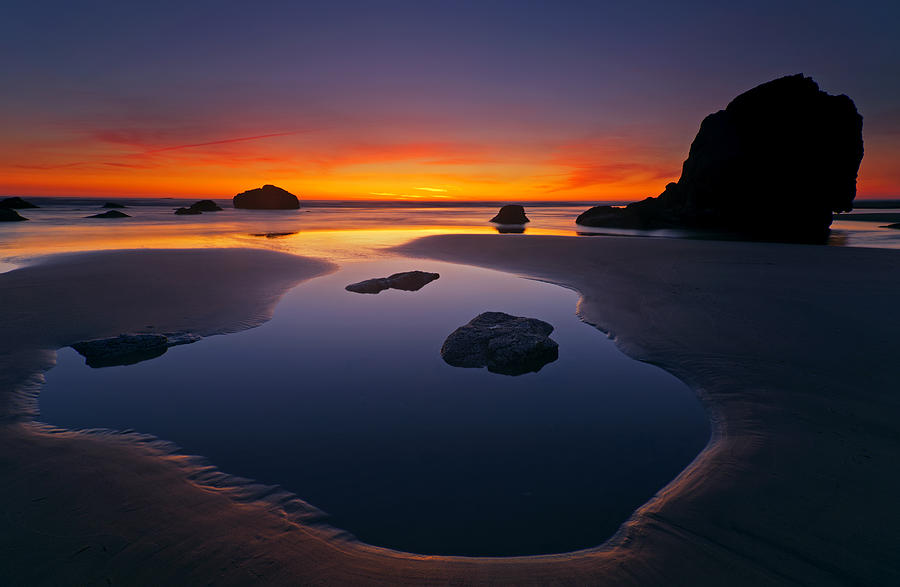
[576,75,864,242]
[495,225,526,234]
[490,204,530,224]
[233,184,300,210]
[885,223,900,230]
[0,208,28,221]
[102,201,126,208]
[441,311,559,376]
[174,200,223,215]
[346,270,440,294]
[189,199,223,212]
[71,332,200,368]
[0,196,39,209]
[72,334,170,368]
[86,210,130,218]
[250,231,298,238]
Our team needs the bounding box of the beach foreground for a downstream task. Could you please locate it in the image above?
[1,237,899,585]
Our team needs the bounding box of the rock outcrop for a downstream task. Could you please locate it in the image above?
[233,185,300,210]
[0,208,28,222]
[175,200,223,215]
[0,197,39,209]
[86,210,130,219]
[576,75,864,242]
[346,271,440,294]
[440,312,559,376]
[490,204,529,224]
[71,333,200,368]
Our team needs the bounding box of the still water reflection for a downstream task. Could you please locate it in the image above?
[41,259,708,556]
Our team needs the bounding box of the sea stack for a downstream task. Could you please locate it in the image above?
[490,204,529,224]
[233,185,300,210]
[576,74,864,242]
[0,208,28,221]
[0,197,39,209]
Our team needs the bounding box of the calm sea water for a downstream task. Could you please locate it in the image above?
[40,259,709,556]
[2,198,899,272]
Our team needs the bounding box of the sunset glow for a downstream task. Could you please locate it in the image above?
[3,2,897,201]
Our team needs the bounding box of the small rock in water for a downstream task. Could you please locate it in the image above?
[174,206,202,215]
[346,270,440,294]
[102,201,126,208]
[0,208,28,222]
[85,210,130,218]
[490,204,529,224]
[72,334,171,368]
[0,196,39,209]
[441,311,559,376]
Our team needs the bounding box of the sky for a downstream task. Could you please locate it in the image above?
[1,0,898,201]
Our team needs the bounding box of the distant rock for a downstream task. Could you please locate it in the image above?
[346,270,440,294]
[233,184,300,210]
[86,210,130,219]
[174,200,224,215]
[250,231,298,238]
[885,223,900,230]
[0,208,28,222]
[72,334,170,368]
[441,311,559,376]
[0,197,39,209]
[576,75,864,242]
[495,225,526,234]
[190,199,223,212]
[71,332,200,368]
[102,201,126,208]
[490,204,529,224]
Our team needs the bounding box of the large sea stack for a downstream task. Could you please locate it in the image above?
[233,185,300,210]
[576,75,864,242]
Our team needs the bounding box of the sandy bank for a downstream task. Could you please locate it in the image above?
[1,239,899,585]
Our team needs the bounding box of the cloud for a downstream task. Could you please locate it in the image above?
[414,186,448,192]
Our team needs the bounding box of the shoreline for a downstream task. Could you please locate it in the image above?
[1,239,898,584]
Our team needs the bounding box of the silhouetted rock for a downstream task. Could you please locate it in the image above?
[72,334,170,368]
[233,184,300,210]
[102,201,126,208]
[346,270,440,294]
[0,197,39,209]
[190,199,223,212]
[174,200,224,215]
[71,332,200,368]
[441,312,559,376]
[0,208,28,222]
[490,204,530,224]
[250,231,298,238]
[576,75,864,242]
[86,210,130,218]
[885,223,900,230]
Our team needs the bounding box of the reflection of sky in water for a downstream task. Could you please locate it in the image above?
[40,260,709,557]
[3,201,900,272]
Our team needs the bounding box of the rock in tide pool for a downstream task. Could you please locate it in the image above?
[346,271,440,294]
[71,332,200,368]
[72,334,171,368]
[490,204,529,224]
[441,312,559,376]
[576,74,864,242]
[86,210,130,219]
[0,196,39,209]
[233,184,300,210]
[0,208,28,222]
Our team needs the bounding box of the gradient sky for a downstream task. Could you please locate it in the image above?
[2,0,898,200]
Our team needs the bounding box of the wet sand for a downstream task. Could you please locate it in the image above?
[2,239,899,585]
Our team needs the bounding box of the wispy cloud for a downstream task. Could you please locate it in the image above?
[414,186,448,192]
